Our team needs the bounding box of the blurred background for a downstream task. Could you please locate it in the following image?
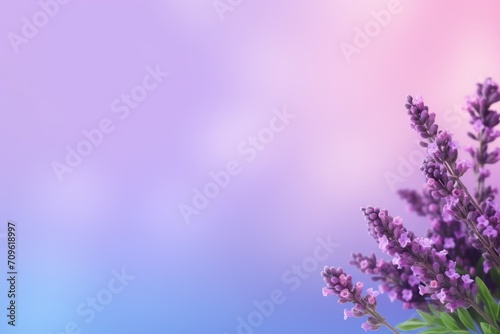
[1,0,500,333]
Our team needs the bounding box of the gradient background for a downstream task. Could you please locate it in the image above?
[1,0,500,333]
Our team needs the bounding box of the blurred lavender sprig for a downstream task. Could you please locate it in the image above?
[464,78,500,203]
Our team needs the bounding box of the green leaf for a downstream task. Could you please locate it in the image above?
[481,320,500,334]
[456,307,476,331]
[419,329,469,334]
[440,312,460,330]
[481,322,492,334]
[417,310,444,327]
[478,322,500,334]
[428,304,440,316]
[396,318,428,330]
[476,277,499,321]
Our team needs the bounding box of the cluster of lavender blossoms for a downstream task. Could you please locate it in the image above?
[350,252,430,310]
[398,186,482,277]
[406,93,500,272]
[362,206,477,312]
[321,78,500,332]
[321,266,398,332]
[465,78,500,202]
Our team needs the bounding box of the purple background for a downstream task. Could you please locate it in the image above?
[2,0,500,333]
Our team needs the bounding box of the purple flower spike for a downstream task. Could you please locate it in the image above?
[465,78,500,128]
[361,206,477,312]
[321,266,397,332]
[418,156,500,270]
[404,95,438,150]
[350,253,432,311]
[399,186,482,275]
[467,200,500,273]
[322,266,369,304]
[465,78,500,203]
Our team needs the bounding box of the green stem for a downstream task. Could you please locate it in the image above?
[443,160,482,214]
[471,302,499,330]
[367,307,401,334]
[476,129,486,202]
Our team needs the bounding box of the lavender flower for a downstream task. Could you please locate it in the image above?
[406,95,500,270]
[420,157,470,221]
[398,187,481,276]
[464,78,500,203]
[321,266,400,333]
[405,95,438,142]
[419,155,500,271]
[466,200,500,273]
[405,95,467,180]
[362,206,477,312]
[350,253,431,311]
[405,96,464,177]
[464,78,500,128]
[320,81,500,332]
